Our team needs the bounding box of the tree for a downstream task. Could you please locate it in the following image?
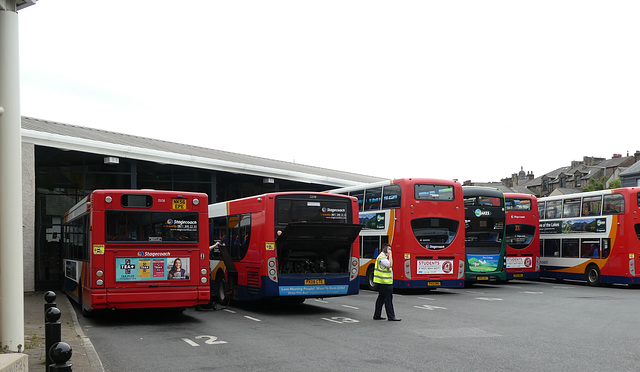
[582,177,621,192]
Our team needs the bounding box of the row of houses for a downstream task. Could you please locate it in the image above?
[465,151,640,197]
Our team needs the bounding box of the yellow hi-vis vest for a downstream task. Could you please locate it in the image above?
[373,251,393,285]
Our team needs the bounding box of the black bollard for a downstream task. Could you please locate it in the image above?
[49,341,73,372]
[44,291,57,323]
[45,307,62,370]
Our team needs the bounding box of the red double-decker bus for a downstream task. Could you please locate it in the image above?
[329,178,466,290]
[504,193,540,280]
[208,192,362,304]
[62,190,210,314]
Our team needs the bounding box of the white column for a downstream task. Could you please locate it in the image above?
[0,2,25,352]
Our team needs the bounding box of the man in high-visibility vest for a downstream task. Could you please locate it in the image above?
[373,243,401,321]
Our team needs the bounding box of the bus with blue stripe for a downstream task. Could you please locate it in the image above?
[538,187,640,286]
[208,192,362,304]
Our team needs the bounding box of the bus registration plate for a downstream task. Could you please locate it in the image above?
[514,273,524,278]
[172,199,187,210]
[305,279,324,285]
[427,281,441,286]
[477,276,489,281]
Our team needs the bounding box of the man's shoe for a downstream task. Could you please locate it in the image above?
[373,316,386,320]
[388,318,402,321]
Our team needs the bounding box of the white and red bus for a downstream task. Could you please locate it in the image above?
[62,190,210,314]
[208,192,362,303]
[538,187,640,286]
[329,178,466,290]
[504,193,540,280]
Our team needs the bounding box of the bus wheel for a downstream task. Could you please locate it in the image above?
[214,272,229,305]
[366,266,378,291]
[585,265,600,286]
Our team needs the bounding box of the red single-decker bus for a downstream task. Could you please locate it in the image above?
[62,190,210,314]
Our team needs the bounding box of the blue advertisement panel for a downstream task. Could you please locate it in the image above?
[115,257,190,281]
[278,285,349,296]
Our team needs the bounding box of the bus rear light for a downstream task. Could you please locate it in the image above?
[200,268,207,275]
[193,198,200,206]
[269,261,276,268]
[96,270,104,277]
[200,277,207,284]
[96,279,104,286]
[350,256,359,281]
[105,196,112,203]
[269,269,276,276]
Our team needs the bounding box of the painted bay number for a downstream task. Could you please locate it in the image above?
[182,335,228,347]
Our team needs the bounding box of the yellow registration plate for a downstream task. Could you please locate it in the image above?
[427,281,441,286]
[305,279,325,285]
[172,199,187,210]
[477,276,489,281]
[514,273,524,278]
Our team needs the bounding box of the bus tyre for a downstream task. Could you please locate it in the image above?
[585,265,600,286]
[214,272,229,305]
[366,266,378,291]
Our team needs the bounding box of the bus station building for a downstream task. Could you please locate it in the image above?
[20,117,384,292]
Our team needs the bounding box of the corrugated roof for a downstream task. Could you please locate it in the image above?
[21,117,385,187]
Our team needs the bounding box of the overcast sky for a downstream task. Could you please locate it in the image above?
[17,1,640,183]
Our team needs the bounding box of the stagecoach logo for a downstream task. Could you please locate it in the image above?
[322,207,346,213]
[137,251,171,257]
[474,209,492,217]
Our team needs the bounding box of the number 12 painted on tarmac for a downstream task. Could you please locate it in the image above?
[182,335,228,346]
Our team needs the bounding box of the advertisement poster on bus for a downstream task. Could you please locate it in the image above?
[506,256,533,269]
[467,254,500,272]
[115,257,191,281]
[417,259,454,275]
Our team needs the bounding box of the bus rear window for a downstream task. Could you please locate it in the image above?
[411,217,459,250]
[276,197,350,224]
[121,194,153,208]
[506,198,532,211]
[505,224,536,249]
[415,184,454,201]
[106,211,199,242]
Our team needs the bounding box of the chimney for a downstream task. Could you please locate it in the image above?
[635,150,640,163]
[527,171,535,181]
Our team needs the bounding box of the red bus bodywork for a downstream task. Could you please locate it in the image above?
[208,192,362,302]
[504,193,541,280]
[330,178,466,289]
[62,190,210,313]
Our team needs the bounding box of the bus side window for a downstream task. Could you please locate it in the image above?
[601,238,611,259]
[209,217,227,259]
[382,185,401,209]
[603,194,625,215]
[542,239,560,257]
[362,236,379,259]
[582,196,602,216]
[350,190,364,212]
[364,187,382,211]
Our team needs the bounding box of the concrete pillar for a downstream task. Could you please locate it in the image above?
[0,2,25,351]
